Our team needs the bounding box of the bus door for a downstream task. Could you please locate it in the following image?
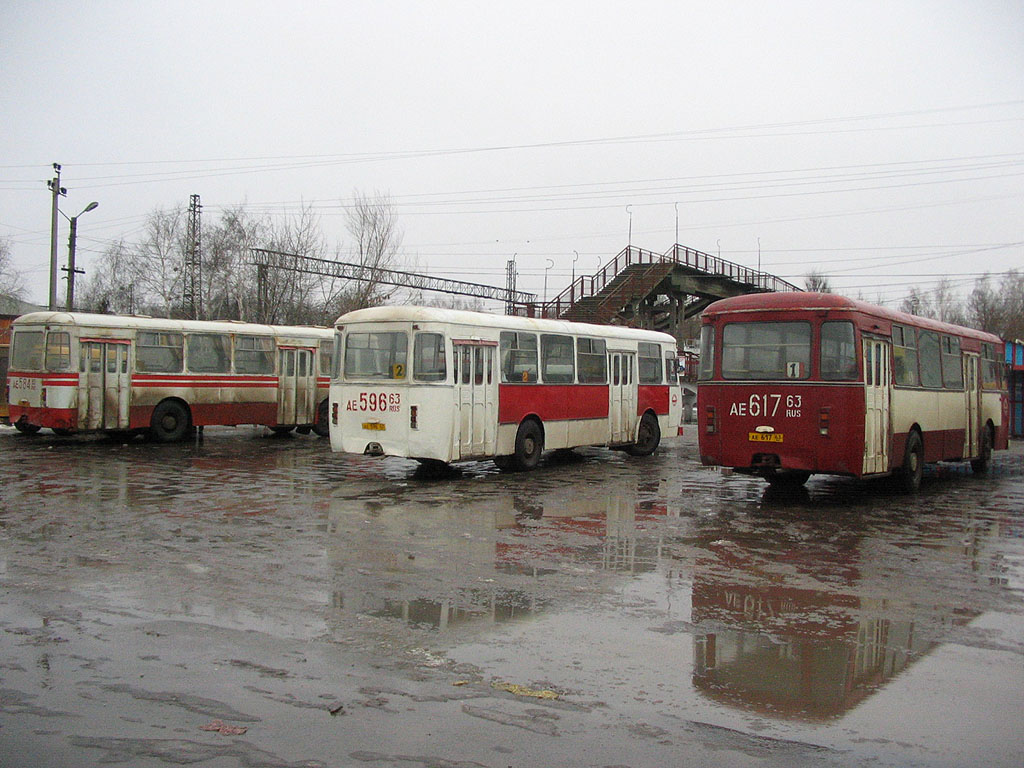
[279,347,316,425]
[453,341,497,459]
[963,352,980,458]
[862,337,891,474]
[79,340,131,430]
[609,351,636,444]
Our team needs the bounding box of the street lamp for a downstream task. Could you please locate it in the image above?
[543,258,554,309]
[63,201,99,311]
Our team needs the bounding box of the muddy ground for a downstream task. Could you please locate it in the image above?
[1,426,1022,767]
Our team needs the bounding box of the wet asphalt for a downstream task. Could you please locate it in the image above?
[0,425,1022,767]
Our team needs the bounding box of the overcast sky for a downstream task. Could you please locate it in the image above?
[2,0,1022,312]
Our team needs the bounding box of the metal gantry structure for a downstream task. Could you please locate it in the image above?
[183,194,202,319]
[250,248,537,310]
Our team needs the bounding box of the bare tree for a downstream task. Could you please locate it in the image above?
[255,205,327,324]
[322,191,404,318]
[78,239,137,313]
[804,269,831,293]
[0,236,26,311]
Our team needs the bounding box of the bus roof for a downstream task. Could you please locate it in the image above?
[335,305,679,346]
[702,292,1003,345]
[12,311,333,338]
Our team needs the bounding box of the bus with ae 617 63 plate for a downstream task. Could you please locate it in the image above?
[697,292,1008,491]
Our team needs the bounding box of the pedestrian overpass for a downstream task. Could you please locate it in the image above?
[527,244,801,340]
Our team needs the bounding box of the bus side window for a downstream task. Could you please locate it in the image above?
[820,322,857,380]
[541,334,574,383]
[941,335,963,389]
[665,350,678,384]
[234,335,274,374]
[918,331,942,388]
[320,340,334,377]
[892,325,919,386]
[638,342,661,384]
[413,333,446,382]
[187,333,232,373]
[137,332,184,373]
[500,331,537,383]
[697,326,714,381]
[577,338,607,383]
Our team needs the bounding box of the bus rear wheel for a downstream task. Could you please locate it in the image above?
[897,432,924,493]
[626,413,661,457]
[511,420,543,471]
[149,400,190,443]
[13,420,41,435]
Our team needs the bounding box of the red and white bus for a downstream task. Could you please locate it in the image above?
[330,306,683,470]
[697,293,1008,491]
[7,311,334,441]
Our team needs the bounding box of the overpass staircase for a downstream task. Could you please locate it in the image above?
[528,244,801,340]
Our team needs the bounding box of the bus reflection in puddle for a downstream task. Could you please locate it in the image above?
[689,538,981,720]
[324,478,680,635]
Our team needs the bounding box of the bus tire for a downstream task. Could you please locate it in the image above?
[149,400,190,443]
[13,420,41,435]
[897,432,924,494]
[970,426,992,475]
[511,419,544,471]
[766,470,810,487]
[626,412,661,457]
[493,454,513,471]
[313,399,330,437]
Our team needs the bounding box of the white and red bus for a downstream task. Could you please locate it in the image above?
[329,306,683,470]
[7,311,334,441]
[697,293,1009,491]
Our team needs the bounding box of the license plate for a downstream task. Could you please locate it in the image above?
[749,432,783,443]
[362,422,386,431]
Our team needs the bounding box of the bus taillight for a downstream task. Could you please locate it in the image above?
[410,405,418,430]
[705,405,717,434]
[819,407,831,436]
[332,402,339,425]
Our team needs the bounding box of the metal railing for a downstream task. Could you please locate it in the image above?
[528,244,801,318]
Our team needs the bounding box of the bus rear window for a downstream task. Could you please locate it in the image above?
[722,322,810,380]
[45,332,72,371]
[820,322,857,380]
[11,330,44,370]
[344,332,408,379]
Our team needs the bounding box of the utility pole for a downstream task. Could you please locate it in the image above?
[62,201,98,311]
[183,194,202,319]
[47,163,67,311]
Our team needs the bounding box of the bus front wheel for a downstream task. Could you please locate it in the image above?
[897,432,924,493]
[626,413,661,457]
[970,426,992,475]
[150,400,190,443]
[13,420,41,435]
[313,399,330,437]
[511,420,544,471]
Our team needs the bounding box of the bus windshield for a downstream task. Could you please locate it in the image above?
[722,322,810,380]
